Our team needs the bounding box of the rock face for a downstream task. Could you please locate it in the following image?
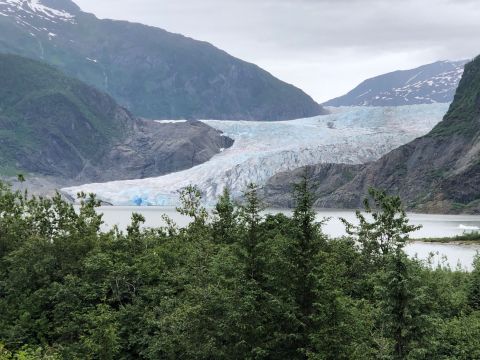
[261,164,365,208]
[265,56,480,214]
[0,0,325,120]
[324,60,467,107]
[0,54,233,188]
[81,120,234,183]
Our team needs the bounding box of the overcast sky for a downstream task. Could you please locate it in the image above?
[74,0,479,103]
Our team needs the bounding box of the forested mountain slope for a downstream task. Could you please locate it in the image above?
[0,54,232,189]
[0,0,324,120]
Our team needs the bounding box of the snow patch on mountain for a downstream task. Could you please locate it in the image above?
[62,104,450,206]
[384,64,464,104]
[0,0,76,26]
[325,60,468,107]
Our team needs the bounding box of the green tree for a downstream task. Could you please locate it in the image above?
[212,187,238,244]
[468,254,480,310]
[239,183,264,282]
[433,312,480,359]
[290,171,324,357]
[310,239,376,360]
[1,179,479,359]
[176,185,208,226]
[348,189,429,359]
[376,251,432,359]
[81,305,121,360]
[0,343,60,359]
[341,188,421,266]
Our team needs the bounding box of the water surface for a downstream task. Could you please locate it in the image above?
[97,207,480,270]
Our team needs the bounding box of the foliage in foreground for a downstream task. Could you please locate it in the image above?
[0,180,479,359]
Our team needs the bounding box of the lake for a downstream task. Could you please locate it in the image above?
[96,207,480,270]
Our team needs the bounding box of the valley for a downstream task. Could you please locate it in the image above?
[0,0,475,215]
[1,1,480,358]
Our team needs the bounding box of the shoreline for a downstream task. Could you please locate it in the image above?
[413,234,480,245]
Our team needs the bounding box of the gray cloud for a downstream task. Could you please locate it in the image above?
[74,0,480,102]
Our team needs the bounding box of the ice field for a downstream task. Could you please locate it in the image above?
[63,104,450,205]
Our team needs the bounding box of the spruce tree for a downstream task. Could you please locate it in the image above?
[212,187,238,244]
[468,254,480,310]
[377,249,431,359]
[291,170,323,357]
[240,183,264,282]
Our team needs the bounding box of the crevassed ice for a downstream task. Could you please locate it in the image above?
[62,104,450,206]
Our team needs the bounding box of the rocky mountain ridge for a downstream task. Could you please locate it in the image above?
[325,60,468,107]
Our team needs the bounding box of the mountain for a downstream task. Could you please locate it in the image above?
[324,60,468,107]
[0,53,130,178]
[0,54,233,189]
[0,0,324,121]
[61,104,448,206]
[83,119,234,183]
[264,56,480,214]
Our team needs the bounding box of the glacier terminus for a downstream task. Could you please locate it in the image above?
[62,104,450,206]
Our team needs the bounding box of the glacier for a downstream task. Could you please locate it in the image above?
[62,104,449,206]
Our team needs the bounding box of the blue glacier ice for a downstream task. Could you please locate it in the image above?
[133,196,144,206]
[62,104,449,206]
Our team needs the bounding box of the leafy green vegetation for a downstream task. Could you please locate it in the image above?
[418,231,480,244]
[0,181,479,359]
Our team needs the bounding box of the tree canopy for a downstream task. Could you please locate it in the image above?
[0,181,478,359]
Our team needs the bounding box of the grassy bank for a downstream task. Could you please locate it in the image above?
[417,231,480,244]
